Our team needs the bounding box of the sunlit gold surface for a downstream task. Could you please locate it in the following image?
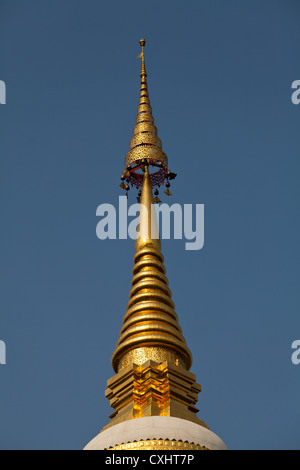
[125,40,168,169]
[103,360,207,432]
[107,440,209,450]
[111,167,192,373]
[103,39,205,436]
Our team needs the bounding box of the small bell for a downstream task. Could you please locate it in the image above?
[153,187,161,203]
[120,182,126,190]
[164,189,172,196]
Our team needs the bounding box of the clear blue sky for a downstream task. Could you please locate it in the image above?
[1,0,299,450]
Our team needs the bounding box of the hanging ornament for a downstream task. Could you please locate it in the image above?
[164,181,171,196]
[153,188,161,203]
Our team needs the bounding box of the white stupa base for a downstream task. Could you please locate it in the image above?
[84,416,227,450]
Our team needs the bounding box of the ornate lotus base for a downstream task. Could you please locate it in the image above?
[107,439,209,450]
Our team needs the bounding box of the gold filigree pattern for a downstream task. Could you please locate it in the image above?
[107,440,209,450]
[125,145,168,167]
[118,347,186,370]
[129,133,162,150]
[133,122,158,135]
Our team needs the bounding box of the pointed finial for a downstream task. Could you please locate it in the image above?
[123,39,173,190]
[138,38,147,77]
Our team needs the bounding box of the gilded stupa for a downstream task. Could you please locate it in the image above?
[84,40,227,451]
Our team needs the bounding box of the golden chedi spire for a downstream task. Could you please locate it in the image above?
[112,39,192,374]
[105,40,205,433]
[84,40,228,451]
[111,164,193,373]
